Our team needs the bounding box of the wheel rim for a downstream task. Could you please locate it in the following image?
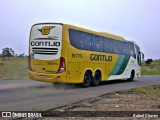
[95,73,100,83]
[84,75,89,84]
[84,73,90,84]
[92,71,101,86]
[83,72,91,87]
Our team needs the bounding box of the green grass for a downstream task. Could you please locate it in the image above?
[141,60,160,75]
[125,85,160,94]
[0,57,28,80]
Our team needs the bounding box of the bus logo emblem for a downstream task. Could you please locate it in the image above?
[38,26,55,35]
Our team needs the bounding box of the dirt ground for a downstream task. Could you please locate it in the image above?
[42,86,160,120]
[63,92,160,111]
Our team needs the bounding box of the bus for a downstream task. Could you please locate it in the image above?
[28,23,144,87]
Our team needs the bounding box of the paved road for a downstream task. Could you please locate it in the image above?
[0,75,160,111]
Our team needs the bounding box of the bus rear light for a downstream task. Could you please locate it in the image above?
[56,57,66,74]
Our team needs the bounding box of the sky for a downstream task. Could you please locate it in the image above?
[0,0,160,59]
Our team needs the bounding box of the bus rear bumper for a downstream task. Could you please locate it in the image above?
[28,71,66,83]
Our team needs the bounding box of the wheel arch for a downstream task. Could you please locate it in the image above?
[130,69,135,77]
[127,68,135,81]
[94,69,102,75]
[85,69,93,77]
[93,69,102,80]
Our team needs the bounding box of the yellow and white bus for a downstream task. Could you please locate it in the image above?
[28,23,144,87]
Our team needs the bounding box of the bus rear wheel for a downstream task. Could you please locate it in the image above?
[91,71,101,86]
[82,71,92,88]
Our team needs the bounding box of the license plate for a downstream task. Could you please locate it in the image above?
[41,75,47,78]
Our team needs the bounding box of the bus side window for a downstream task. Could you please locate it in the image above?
[104,38,112,53]
[129,43,136,57]
[122,42,128,55]
[116,41,121,54]
[112,40,121,54]
[69,29,81,49]
[99,37,104,52]
[91,35,95,51]
[81,32,91,50]
[95,36,100,51]
[92,35,103,52]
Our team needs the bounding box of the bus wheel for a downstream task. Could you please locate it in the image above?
[82,71,92,88]
[127,70,135,82]
[92,71,101,86]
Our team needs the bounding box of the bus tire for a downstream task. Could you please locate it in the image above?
[82,71,92,88]
[127,70,135,82]
[91,70,101,86]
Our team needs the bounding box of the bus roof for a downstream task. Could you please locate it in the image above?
[64,23,125,41]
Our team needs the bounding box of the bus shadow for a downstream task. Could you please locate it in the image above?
[100,79,129,86]
[74,79,130,89]
[36,80,133,90]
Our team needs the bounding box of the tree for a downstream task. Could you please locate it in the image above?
[2,47,15,59]
[19,53,25,57]
[9,48,15,56]
[145,59,153,64]
[0,53,5,65]
[0,47,16,65]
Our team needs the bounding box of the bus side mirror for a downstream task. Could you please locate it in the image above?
[138,51,144,60]
[142,52,144,60]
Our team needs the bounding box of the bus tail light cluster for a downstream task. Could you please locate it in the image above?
[57,57,66,74]
[28,55,32,71]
